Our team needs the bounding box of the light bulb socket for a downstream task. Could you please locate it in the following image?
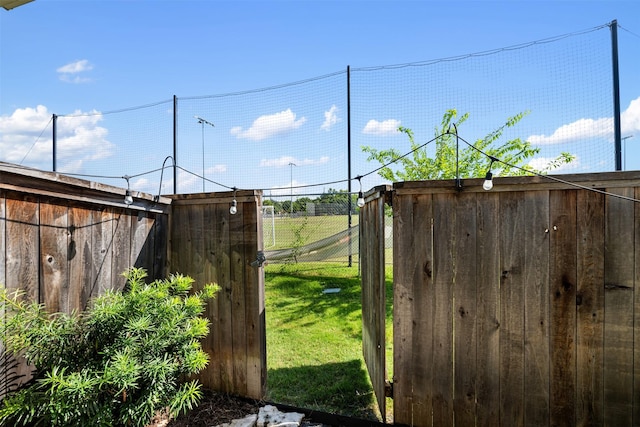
[357,191,365,208]
[230,199,238,215]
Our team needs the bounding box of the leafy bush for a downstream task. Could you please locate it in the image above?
[0,268,219,427]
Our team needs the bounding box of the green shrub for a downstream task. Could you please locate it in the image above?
[0,268,219,427]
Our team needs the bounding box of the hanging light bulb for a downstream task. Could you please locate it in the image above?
[124,189,134,205]
[229,187,238,214]
[356,176,365,207]
[123,175,134,205]
[482,171,494,191]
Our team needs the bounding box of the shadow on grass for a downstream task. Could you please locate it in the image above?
[266,359,379,421]
[265,270,393,340]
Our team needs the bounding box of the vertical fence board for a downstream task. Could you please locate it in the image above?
[111,211,132,290]
[230,201,248,396]
[392,192,420,426]
[215,203,234,393]
[130,211,155,274]
[91,208,114,299]
[549,190,577,426]
[475,192,501,426]
[432,193,454,427]
[410,193,434,427]
[523,190,550,426]
[635,187,640,426]
[603,188,634,425]
[5,197,39,386]
[499,191,525,427]
[576,190,605,426]
[0,193,6,398]
[69,206,93,312]
[362,189,389,419]
[39,203,68,313]
[453,193,477,426]
[243,197,266,399]
[199,203,221,391]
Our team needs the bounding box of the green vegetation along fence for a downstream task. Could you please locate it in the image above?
[361,170,640,427]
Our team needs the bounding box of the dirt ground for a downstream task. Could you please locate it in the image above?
[147,390,264,427]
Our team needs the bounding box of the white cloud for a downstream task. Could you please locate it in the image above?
[230,108,306,141]
[57,59,94,83]
[362,119,401,136]
[321,105,340,131]
[259,155,329,167]
[0,105,115,172]
[528,96,640,145]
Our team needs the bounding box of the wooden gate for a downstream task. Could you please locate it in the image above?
[169,190,266,400]
[360,185,391,418]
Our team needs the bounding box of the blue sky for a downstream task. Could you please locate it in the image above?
[1,0,640,196]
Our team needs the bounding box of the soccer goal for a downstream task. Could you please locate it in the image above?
[262,205,276,248]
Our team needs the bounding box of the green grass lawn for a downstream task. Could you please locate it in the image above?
[264,262,393,421]
[264,215,359,250]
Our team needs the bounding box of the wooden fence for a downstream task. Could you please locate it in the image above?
[0,163,266,400]
[378,171,640,427]
[169,191,266,399]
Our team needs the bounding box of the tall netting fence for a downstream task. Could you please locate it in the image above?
[12,23,638,265]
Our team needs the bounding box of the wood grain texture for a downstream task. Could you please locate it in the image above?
[361,190,388,418]
[576,190,605,426]
[603,187,634,426]
[499,191,526,427]
[392,191,419,426]
[39,202,68,313]
[432,193,454,427]
[523,190,550,426]
[475,192,501,427]
[549,190,577,427]
[453,192,477,427]
[68,206,92,312]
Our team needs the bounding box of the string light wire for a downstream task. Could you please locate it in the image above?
[6,128,639,205]
[455,133,640,204]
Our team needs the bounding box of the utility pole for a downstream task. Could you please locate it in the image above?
[194,115,214,192]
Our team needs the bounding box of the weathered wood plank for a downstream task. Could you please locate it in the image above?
[242,197,266,399]
[5,196,39,386]
[111,210,132,290]
[410,193,434,427]
[603,187,634,425]
[38,202,68,314]
[453,192,477,426]
[634,187,640,427]
[91,208,114,299]
[130,210,155,273]
[523,190,550,426]
[392,191,420,426]
[151,212,168,280]
[361,191,387,418]
[68,206,92,312]
[576,189,605,426]
[475,192,501,426]
[230,200,248,396]
[432,193,454,427]
[0,193,6,398]
[499,191,526,427]
[215,202,234,393]
[549,190,577,426]
[200,202,222,392]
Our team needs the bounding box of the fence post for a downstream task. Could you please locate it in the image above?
[52,114,57,172]
[610,19,622,171]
